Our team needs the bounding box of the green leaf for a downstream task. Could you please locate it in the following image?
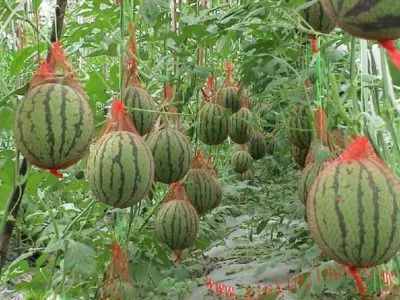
[64,239,96,276]
[140,0,161,27]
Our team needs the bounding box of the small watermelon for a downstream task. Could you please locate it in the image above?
[198,102,228,145]
[86,131,154,208]
[291,146,309,169]
[123,85,158,136]
[229,107,252,144]
[237,168,255,182]
[183,168,222,215]
[155,199,199,252]
[286,104,312,149]
[230,149,253,174]
[148,128,192,184]
[248,131,267,160]
[299,0,335,34]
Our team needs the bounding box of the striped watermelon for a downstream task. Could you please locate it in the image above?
[259,104,276,133]
[122,86,158,136]
[148,128,192,184]
[297,162,326,206]
[291,146,309,169]
[86,131,154,208]
[13,83,94,169]
[229,107,252,144]
[286,104,312,149]
[248,131,267,160]
[237,168,254,182]
[230,150,253,174]
[198,102,228,145]
[320,1,400,40]
[155,199,199,252]
[265,132,276,155]
[307,137,400,267]
[219,87,241,113]
[299,0,335,34]
[183,168,222,214]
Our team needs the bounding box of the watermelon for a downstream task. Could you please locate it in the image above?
[183,168,222,214]
[259,105,276,133]
[297,162,326,206]
[86,131,154,208]
[320,1,400,40]
[307,137,400,267]
[122,85,158,136]
[237,168,254,182]
[248,131,267,160]
[299,0,335,34]
[230,150,253,174]
[198,102,228,145]
[155,199,199,252]
[148,128,192,184]
[229,107,252,144]
[287,104,312,149]
[291,146,309,169]
[13,83,94,169]
[265,132,276,155]
[219,86,241,113]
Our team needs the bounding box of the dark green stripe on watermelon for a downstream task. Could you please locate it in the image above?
[13,83,94,169]
[229,107,252,144]
[122,85,158,136]
[320,0,400,40]
[148,128,192,184]
[86,131,154,208]
[248,131,267,160]
[307,159,400,267]
[155,199,199,251]
[198,103,228,145]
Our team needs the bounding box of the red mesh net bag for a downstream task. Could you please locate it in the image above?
[97,100,140,140]
[222,62,239,89]
[201,75,218,106]
[124,22,141,88]
[29,41,85,97]
[157,83,185,133]
[314,108,328,146]
[97,240,135,300]
[378,40,400,70]
[190,149,218,178]
[335,135,381,163]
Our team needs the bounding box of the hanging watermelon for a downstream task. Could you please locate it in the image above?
[299,0,335,52]
[307,136,400,295]
[321,0,400,68]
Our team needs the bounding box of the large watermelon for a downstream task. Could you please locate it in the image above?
[122,85,158,136]
[229,107,252,144]
[299,0,335,34]
[183,168,222,214]
[286,104,312,149]
[155,199,199,252]
[13,83,94,169]
[198,102,228,145]
[230,150,253,173]
[248,131,267,160]
[148,128,192,184]
[297,162,326,206]
[86,131,154,208]
[320,0,400,40]
[219,87,241,113]
[307,137,400,267]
